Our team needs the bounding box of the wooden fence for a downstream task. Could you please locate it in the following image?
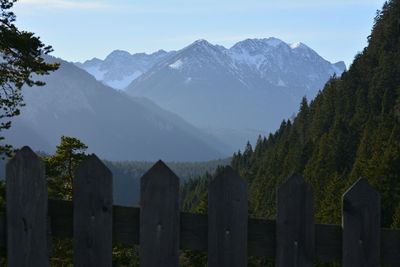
[1,146,400,266]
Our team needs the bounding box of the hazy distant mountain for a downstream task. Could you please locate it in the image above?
[4,57,231,161]
[123,38,345,149]
[75,50,174,89]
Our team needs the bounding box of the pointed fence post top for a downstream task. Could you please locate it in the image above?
[209,166,247,191]
[276,173,314,267]
[14,146,36,157]
[8,146,42,167]
[75,154,112,178]
[343,178,380,203]
[140,159,180,267]
[342,177,381,267]
[208,165,248,267]
[141,160,179,187]
[6,145,48,266]
[278,173,310,196]
[73,153,113,266]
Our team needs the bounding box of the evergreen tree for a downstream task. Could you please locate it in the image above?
[44,136,88,200]
[183,5,400,266]
[0,0,58,157]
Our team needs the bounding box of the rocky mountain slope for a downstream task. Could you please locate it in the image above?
[4,57,231,161]
[124,38,346,149]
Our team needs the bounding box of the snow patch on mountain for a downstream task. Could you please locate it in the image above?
[169,59,184,70]
[124,37,347,150]
[76,37,347,102]
[290,42,302,49]
[229,49,266,70]
[106,71,143,90]
[75,50,173,90]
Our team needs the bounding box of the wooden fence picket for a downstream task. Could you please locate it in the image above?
[2,147,400,266]
[73,155,113,267]
[6,146,49,266]
[140,160,180,267]
[208,166,248,267]
[276,174,314,267]
[342,178,380,267]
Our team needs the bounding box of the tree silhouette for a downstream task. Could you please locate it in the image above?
[0,0,59,157]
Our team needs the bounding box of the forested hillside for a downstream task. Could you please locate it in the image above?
[229,0,400,228]
[183,0,400,230]
[126,38,345,150]
[104,158,230,205]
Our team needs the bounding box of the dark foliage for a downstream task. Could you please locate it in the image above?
[0,0,58,157]
[182,0,400,265]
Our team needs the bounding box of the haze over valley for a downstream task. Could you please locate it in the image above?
[75,37,345,153]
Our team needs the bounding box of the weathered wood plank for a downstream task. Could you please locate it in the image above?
[180,212,207,251]
[208,166,248,267]
[48,199,73,238]
[6,146,49,266]
[276,174,314,267]
[315,224,341,263]
[140,160,180,267]
[45,202,400,265]
[381,228,400,266]
[0,212,5,249]
[248,218,275,258]
[342,178,380,267]
[1,201,400,264]
[113,205,140,245]
[73,155,113,267]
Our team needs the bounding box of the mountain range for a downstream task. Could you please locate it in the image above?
[4,37,346,161]
[77,38,345,149]
[75,49,172,90]
[4,56,230,161]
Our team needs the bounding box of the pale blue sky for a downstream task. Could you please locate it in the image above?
[14,0,386,66]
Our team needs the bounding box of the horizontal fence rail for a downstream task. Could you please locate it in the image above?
[2,146,400,266]
[0,202,399,265]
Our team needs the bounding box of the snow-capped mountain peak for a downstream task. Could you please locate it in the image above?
[193,39,209,45]
[261,37,286,47]
[191,39,214,47]
[75,49,174,90]
[231,37,287,51]
[184,39,226,55]
[76,37,346,93]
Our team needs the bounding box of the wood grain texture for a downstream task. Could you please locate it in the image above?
[113,205,140,245]
[342,178,380,267]
[0,201,399,264]
[140,160,180,267]
[276,174,314,267]
[248,218,275,258]
[381,228,400,266]
[315,224,341,263]
[48,199,73,238]
[0,213,5,249]
[180,212,207,251]
[73,155,113,267]
[6,146,49,266]
[208,166,248,267]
